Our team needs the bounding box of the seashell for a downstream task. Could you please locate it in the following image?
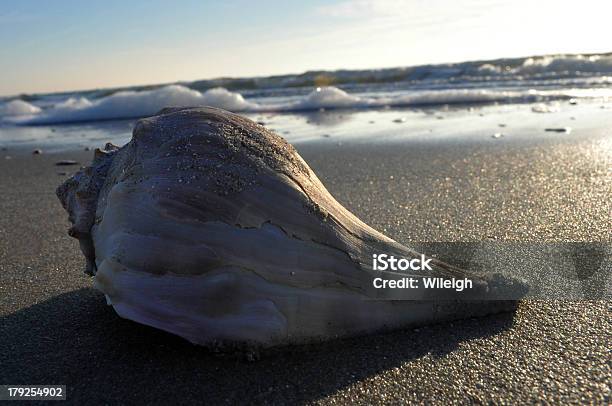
[57,107,525,348]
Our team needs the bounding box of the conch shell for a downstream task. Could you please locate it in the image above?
[57,107,523,348]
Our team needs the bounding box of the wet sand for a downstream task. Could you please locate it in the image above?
[0,134,610,404]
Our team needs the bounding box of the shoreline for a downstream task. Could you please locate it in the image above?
[2,98,612,152]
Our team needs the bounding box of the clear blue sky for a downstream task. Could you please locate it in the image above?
[1,0,610,96]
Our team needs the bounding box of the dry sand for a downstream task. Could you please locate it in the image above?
[0,134,610,404]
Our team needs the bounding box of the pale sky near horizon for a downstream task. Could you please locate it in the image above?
[1,0,611,96]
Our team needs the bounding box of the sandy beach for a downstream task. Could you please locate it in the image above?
[3,2,612,403]
[0,132,609,404]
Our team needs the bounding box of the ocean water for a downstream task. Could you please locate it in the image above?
[1,53,612,150]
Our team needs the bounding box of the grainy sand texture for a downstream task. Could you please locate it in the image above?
[0,133,610,404]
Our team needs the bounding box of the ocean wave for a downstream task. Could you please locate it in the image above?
[1,84,602,125]
[475,54,612,77]
[516,54,612,75]
[3,52,612,125]
[281,87,545,109]
[0,99,41,116]
[7,86,257,125]
[283,86,367,109]
[183,53,612,90]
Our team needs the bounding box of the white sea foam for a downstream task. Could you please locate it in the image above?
[0,99,41,116]
[388,89,536,106]
[531,103,561,113]
[518,54,612,74]
[283,86,368,110]
[475,54,612,77]
[10,85,258,125]
[276,87,569,112]
[4,53,612,126]
[0,84,594,125]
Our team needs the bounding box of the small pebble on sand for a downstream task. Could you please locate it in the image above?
[55,160,79,166]
[32,149,43,155]
[545,127,572,134]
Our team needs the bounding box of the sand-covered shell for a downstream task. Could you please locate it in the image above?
[57,107,523,348]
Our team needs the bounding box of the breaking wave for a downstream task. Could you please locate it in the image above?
[3,52,612,125]
[475,54,612,77]
[0,99,41,116]
[3,84,600,125]
[7,86,255,125]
